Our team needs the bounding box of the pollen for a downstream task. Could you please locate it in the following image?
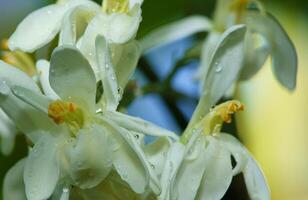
[219,101,245,123]
[48,100,84,130]
[1,39,9,50]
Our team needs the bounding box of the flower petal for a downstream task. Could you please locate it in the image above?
[59,4,100,46]
[50,46,96,112]
[171,136,207,200]
[196,136,233,200]
[143,136,172,177]
[140,16,212,53]
[243,156,270,200]
[189,25,246,128]
[240,30,270,80]
[8,4,65,52]
[245,11,297,90]
[36,60,59,99]
[159,142,185,200]
[0,108,17,155]
[219,133,270,199]
[101,117,151,194]
[111,41,140,92]
[95,35,120,111]
[24,134,60,200]
[12,86,52,114]
[3,159,27,200]
[66,125,113,189]
[0,61,54,142]
[107,111,179,140]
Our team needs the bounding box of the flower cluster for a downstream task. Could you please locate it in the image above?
[0,0,297,200]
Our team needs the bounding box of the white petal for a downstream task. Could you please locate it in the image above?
[240,30,270,80]
[197,32,221,81]
[102,117,151,194]
[243,156,270,200]
[36,60,59,99]
[50,46,96,112]
[95,36,119,111]
[8,4,65,52]
[245,11,297,90]
[66,125,113,189]
[59,4,100,46]
[3,159,27,200]
[107,111,179,140]
[196,136,233,200]
[219,133,270,199]
[0,62,54,142]
[172,136,207,200]
[159,142,185,200]
[12,86,52,114]
[143,136,172,177]
[0,108,17,155]
[24,134,60,200]
[202,25,246,105]
[140,16,212,53]
[189,25,246,128]
[111,41,140,91]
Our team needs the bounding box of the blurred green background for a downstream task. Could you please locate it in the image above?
[0,0,307,199]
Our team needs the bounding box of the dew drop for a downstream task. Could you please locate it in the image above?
[105,64,109,69]
[134,134,139,139]
[215,64,222,73]
[63,188,69,193]
[111,76,115,80]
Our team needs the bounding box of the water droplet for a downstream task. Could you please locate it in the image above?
[105,64,109,69]
[111,76,115,80]
[117,87,121,94]
[134,134,139,139]
[122,171,128,180]
[215,63,222,73]
[150,163,155,169]
[63,188,69,193]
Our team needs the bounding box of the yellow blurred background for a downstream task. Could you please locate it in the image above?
[236,3,308,200]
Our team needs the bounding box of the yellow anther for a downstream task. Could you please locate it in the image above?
[48,100,84,132]
[102,0,129,14]
[218,101,244,124]
[1,39,9,50]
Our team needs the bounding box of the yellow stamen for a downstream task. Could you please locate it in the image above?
[102,0,129,14]
[48,100,84,133]
[1,39,9,50]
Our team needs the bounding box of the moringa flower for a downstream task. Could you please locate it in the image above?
[0,36,177,200]
[159,101,270,200]
[8,0,143,79]
[140,0,297,91]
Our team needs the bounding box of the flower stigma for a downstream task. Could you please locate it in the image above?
[48,100,85,135]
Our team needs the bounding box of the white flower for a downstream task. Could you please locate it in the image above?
[8,0,143,79]
[159,101,270,200]
[140,0,297,91]
[0,35,177,200]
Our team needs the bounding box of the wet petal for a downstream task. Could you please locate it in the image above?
[95,36,119,111]
[245,11,297,90]
[3,159,27,200]
[36,60,59,99]
[189,25,246,128]
[0,61,54,142]
[172,136,207,200]
[59,4,100,46]
[159,142,185,200]
[111,41,140,92]
[196,136,233,200]
[50,46,96,112]
[102,117,151,194]
[0,108,17,155]
[240,30,270,80]
[24,134,60,200]
[140,16,212,53]
[66,125,113,189]
[8,4,65,52]
[219,133,270,199]
[107,111,179,140]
